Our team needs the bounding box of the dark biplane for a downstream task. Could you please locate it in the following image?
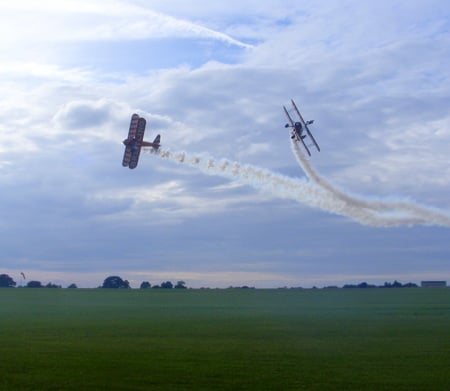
[283,99,320,156]
[122,113,161,169]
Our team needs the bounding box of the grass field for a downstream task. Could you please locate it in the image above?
[0,288,449,390]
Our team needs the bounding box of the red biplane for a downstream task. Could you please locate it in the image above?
[122,113,160,169]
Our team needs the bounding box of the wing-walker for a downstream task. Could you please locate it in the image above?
[122,113,161,169]
[283,99,320,156]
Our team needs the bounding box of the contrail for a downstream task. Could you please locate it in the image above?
[148,148,327,206]
[146,147,450,227]
[290,141,450,227]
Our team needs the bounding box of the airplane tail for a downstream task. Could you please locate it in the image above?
[141,134,161,150]
[152,134,161,150]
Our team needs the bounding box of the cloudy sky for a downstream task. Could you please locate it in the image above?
[1,0,449,288]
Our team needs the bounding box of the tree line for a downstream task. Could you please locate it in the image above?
[101,275,187,289]
[340,280,418,289]
[1,273,422,290]
[0,273,187,289]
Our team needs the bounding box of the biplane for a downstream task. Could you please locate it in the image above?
[122,113,161,169]
[283,99,320,156]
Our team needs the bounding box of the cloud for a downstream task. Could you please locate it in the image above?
[0,1,252,48]
[0,0,449,288]
[53,99,120,131]
[93,177,276,225]
[116,57,450,201]
[0,62,93,84]
[247,143,271,156]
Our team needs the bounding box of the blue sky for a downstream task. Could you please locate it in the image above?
[1,0,449,288]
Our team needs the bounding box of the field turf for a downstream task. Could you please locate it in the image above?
[0,288,449,390]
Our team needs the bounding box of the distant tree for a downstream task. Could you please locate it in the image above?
[67,283,78,289]
[160,281,173,289]
[26,280,43,288]
[403,282,418,288]
[102,276,130,289]
[392,280,402,288]
[0,274,16,288]
[140,281,151,289]
[45,282,62,288]
[343,282,376,289]
[382,280,403,288]
[174,281,187,289]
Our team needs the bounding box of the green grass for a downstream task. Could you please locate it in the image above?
[0,288,449,390]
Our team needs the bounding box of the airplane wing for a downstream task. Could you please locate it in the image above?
[128,151,140,169]
[290,99,307,127]
[305,126,320,152]
[296,132,311,156]
[284,104,312,156]
[128,146,141,169]
[127,113,140,139]
[128,118,146,169]
[135,117,146,143]
[283,105,295,127]
[122,146,132,167]
[122,114,141,168]
[290,99,320,153]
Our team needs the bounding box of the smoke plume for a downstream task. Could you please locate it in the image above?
[146,146,450,227]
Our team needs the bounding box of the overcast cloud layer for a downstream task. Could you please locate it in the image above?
[1,0,449,288]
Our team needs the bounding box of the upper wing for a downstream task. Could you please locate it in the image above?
[135,117,146,142]
[283,105,295,127]
[290,99,307,127]
[305,126,320,152]
[122,114,140,167]
[127,113,140,139]
[128,118,146,169]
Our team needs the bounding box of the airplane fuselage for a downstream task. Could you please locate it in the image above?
[123,138,139,151]
[294,122,303,134]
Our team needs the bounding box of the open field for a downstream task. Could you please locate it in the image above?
[0,288,449,390]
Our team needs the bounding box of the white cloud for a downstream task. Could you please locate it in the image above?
[247,143,271,156]
[92,178,275,225]
[0,62,92,83]
[52,99,128,135]
[1,0,449,287]
[0,0,252,47]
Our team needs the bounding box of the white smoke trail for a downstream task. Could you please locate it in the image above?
[145,147,450,227]
[291,141,450,227]
[150,148,328,208]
